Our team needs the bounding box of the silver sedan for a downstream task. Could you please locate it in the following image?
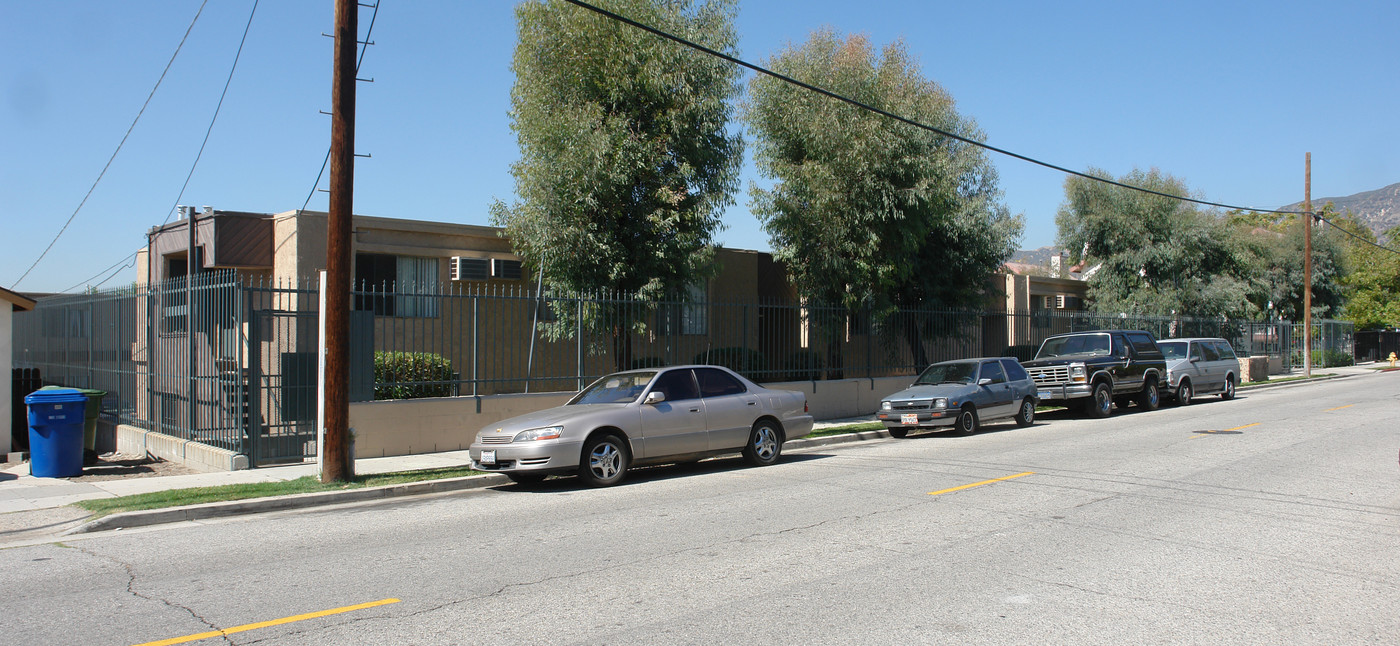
[876,357,1039,436]
[468,365,813,487]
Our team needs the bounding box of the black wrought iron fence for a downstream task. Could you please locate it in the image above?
[13,274,1354,464]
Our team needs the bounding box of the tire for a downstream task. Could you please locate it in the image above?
[505,472,546,485]
[1086,382,1113,418]
[1136,377,1161,412]
[1220,375,1237,400]
[578,433,629,487]
[742,420,783,467]
[1175,379,1193,406]
[1014,397,1035,427]
[954,406,980,435]
[888,427,909,439]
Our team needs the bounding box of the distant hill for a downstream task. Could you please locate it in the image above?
[1280,181,1400,238]
[1010,245,1062,265]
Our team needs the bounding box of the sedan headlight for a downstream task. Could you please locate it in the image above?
[513,426,563,442]
[1070,363,1087,382]
[931,398,947,409]
[881,400,892,411]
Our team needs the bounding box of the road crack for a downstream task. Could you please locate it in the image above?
[70,544,231,644]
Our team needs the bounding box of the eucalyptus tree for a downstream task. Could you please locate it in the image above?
[746,29,1021,372]
[1056,168,1256,319]
[490,0,743,369]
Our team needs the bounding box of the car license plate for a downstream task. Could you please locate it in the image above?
[480,450,496,466]
[901,413,918,425]
[1038,390,1051,400]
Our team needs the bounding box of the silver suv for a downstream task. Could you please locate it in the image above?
[1157,337,1241,404]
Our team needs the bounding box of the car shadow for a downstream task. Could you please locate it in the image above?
[889,419,1035,439]
[496,452,833,493]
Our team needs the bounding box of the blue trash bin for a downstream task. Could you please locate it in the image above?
[25,388,88,478]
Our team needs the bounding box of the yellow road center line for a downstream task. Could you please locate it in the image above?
[1192,422,1261,438]
[929,471,1034,496]
[1324,404,1354,411]
[1224,422,1260,432]
[133,598,400,646]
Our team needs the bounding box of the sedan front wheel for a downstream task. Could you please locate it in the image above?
[579,433,629,487]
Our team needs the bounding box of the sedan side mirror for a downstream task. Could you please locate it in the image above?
[977,378,992,386]
[645,391,667,405]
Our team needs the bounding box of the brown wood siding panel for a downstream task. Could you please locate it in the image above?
[214,216,274,268]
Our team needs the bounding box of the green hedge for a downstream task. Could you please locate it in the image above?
[374,351,455,400]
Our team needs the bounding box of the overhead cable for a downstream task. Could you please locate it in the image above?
[562,0,1304,216]
[563,0,1400,256]
[160,0,262,228]
[10,0,210,289]
[300,1,381,213]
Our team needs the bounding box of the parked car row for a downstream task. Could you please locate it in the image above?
[877,330,1240,437]
[466,331,1242,488]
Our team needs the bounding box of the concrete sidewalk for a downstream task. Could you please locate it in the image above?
[0,363,1387,539]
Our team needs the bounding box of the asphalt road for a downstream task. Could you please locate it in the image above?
[3,374,1397,645]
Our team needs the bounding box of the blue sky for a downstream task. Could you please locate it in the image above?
[4,1,1397,293]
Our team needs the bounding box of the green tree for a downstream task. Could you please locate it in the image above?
[745,29,1021,370]
[490,0,743,369]
[1057,168,1255,319]
[1227,204,1348,322]
[1338,222,1400,329]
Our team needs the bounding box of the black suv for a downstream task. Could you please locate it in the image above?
[1020,329,1167,418]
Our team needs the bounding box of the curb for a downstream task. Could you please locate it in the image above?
[1237,372,1353,392]
[62,429,893,535]
[65,472,513,535]
[60,372,1365,535]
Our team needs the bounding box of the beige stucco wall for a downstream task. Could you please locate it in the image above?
[345,377,912,459]
[349,391,573,458]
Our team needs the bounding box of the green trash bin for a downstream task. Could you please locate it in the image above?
[38,386,106,465]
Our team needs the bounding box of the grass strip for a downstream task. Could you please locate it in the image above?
[72,466,483,518]
[806,422,884,438]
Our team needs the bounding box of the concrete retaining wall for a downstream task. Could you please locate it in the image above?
[116,424,249,472]
[348,391,571,458]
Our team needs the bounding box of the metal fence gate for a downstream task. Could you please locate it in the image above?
[247,308,319,466]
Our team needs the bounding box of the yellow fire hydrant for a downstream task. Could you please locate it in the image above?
[1389,351,1398,367]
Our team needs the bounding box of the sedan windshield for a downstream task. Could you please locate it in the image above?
[571,371,656,405]
[913,362,978,385]
[1159,342,1186,360]
[1037,334,1111,358]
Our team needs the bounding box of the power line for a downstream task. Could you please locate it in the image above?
[564,0,1400,257]
[301,1,381,213]
[10,0,210,290]
[1308,209,1400,255]
[557,0,1310,217]
[160,0,262,228]
[60,250,140,294]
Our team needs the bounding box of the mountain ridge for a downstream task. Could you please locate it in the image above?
[1280,181,1400,239]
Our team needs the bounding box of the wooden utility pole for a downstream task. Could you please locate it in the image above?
[1303,153,1312,379]
[322,0,357,483]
